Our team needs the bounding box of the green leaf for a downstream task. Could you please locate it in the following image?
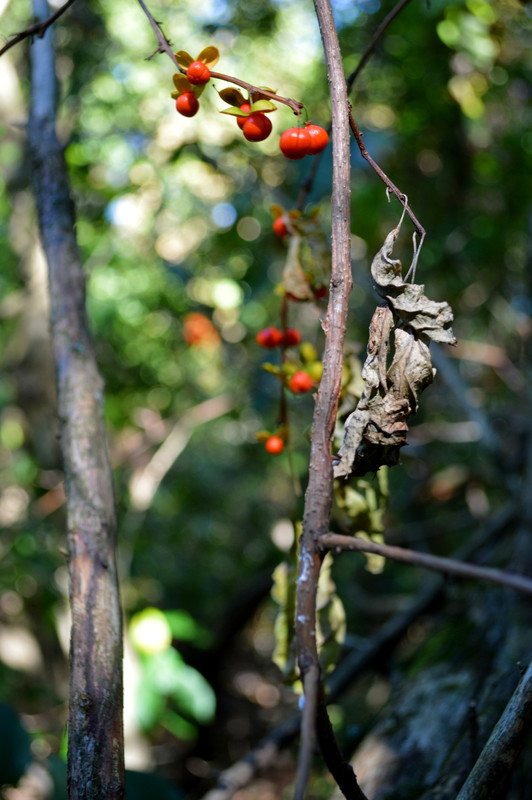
[174,50,194,69]
[262,362,282,376]
[197,46,219,68]
[145,650,216,724]
[164,609,212,647]
[218,87,247,107]
[249,99,277,113]
[160,710,198,741]
[220,106,250,117]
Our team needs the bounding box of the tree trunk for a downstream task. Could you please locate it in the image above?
[27,2,125,798]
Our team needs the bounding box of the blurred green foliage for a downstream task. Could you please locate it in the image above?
[0,0,531,794]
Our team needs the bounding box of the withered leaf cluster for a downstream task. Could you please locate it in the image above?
[334,226,456,479]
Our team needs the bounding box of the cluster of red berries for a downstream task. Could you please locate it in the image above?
[173,48,329,160]
[279,125,329,160]
[256,327,301,349]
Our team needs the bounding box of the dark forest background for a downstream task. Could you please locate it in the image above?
[0,0,531,797]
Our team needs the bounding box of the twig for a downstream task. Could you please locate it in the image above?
[316,692,369,800]
[318,533,532,597]
[135,0,303,116]
[129,394,235,510]
[0,0,76,58]
[349,110,426,245]
[346,0,415,92]
[456,660,532,800]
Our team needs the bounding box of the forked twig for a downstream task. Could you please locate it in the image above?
[0,0,77,58]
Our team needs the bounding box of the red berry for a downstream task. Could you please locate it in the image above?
[288,370,315,394]
[283,328,301,347]
[272,217,288,238]
[242,113,272,142]
[305,124,329,155]
[256,327,284,348]
[236,103,251,129]
[176,93,199,117]
[279,127,311,160]
[314,286,328,300]
[186,61,211,86]
[265,435,285,455]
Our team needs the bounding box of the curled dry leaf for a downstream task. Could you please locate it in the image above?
[334,225,456,479]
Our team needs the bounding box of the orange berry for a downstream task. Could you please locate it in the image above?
[288,370,315,394]
[265,435,285,454]
[305,124,329,155]
[243,113,272,142]
[273,217,288,238]
[279,127,311,160]
[283,328,301,347]
[186,61,211,85]
[176,93,199,117]
[256,327,284,348]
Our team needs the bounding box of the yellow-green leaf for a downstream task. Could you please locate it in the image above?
[218,87,246,107]
[197,46,219,68]
[250,99,277,113]
[175,50,194,69]
[220,106,250,117]
[173,73,192,93]
[270,204,285,220]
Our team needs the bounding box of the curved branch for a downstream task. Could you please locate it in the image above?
[0,0,76,58]
[318,532,532,597]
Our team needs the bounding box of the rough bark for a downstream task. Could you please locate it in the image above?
[27,2,125,798]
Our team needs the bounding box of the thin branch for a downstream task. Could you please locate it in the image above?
[456,660,532,800]
[135,0,179,66]
[346,0,415,92]
[316,692,369,800]
[318,533,532,597]
[135,0,304,116]
[349,110,426,244]
[129,394,235,510]
[0,0,76,58]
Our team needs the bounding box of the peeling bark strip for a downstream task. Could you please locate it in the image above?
[28,3,124,798]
